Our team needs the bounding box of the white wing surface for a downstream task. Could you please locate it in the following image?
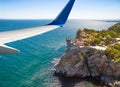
[0,0,75,54]
[0,25,59,44]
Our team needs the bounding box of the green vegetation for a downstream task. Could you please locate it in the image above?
[75,22,120,62]
[105,44,120,62]
[108,22,120,33]
[75,22,120,46]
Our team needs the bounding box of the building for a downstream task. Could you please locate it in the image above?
[66,36,72,47]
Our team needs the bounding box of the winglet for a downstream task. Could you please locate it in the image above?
[48,0,75,27]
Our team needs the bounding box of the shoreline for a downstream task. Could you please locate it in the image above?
[54,22,120,87]
[54,73,102,87]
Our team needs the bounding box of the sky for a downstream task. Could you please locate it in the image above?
[0,0,120,19]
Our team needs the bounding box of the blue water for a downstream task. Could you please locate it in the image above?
[0,20,117,87]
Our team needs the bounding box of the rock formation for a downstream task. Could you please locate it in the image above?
[54,24,120,86]
[55,44,120,86]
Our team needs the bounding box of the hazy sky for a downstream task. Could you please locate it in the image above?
[0,0,120,19]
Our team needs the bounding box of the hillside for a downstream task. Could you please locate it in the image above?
[75,22,120,46]
[55,22,120,87]
[75,22,120,62]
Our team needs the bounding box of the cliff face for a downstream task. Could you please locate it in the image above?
[55,46,120,77]
[55,46,120,86]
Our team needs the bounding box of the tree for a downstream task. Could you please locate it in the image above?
[105,44,120,62]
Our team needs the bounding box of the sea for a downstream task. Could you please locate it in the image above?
[0,19,118,87]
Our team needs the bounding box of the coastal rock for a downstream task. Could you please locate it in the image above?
[55,24,120,86]
[55,46,90,77]
[55,46,120,86]
[100,75,120,87]
[55,47,104,77]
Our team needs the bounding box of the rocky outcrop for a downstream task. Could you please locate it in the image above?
[55,46,120,86]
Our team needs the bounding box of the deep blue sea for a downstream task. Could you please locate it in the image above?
[0,20,117,87]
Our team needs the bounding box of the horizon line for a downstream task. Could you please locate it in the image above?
[0,18,120,20]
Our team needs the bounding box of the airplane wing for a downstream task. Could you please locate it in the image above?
[0,0,75,54]
[0,25,59,54]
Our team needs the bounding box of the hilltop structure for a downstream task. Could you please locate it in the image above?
[55,22,120,87]
[66,36,72,47]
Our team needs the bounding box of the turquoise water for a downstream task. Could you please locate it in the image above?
[0,20,117,87]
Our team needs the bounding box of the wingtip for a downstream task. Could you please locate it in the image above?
[48,0,75,26]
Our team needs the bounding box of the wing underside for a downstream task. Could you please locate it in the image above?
[0,45,19,54]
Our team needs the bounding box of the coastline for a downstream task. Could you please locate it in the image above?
[54,22,120,87]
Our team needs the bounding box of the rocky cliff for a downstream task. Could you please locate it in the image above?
[54,23,120,86]
[55,46,120,86]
